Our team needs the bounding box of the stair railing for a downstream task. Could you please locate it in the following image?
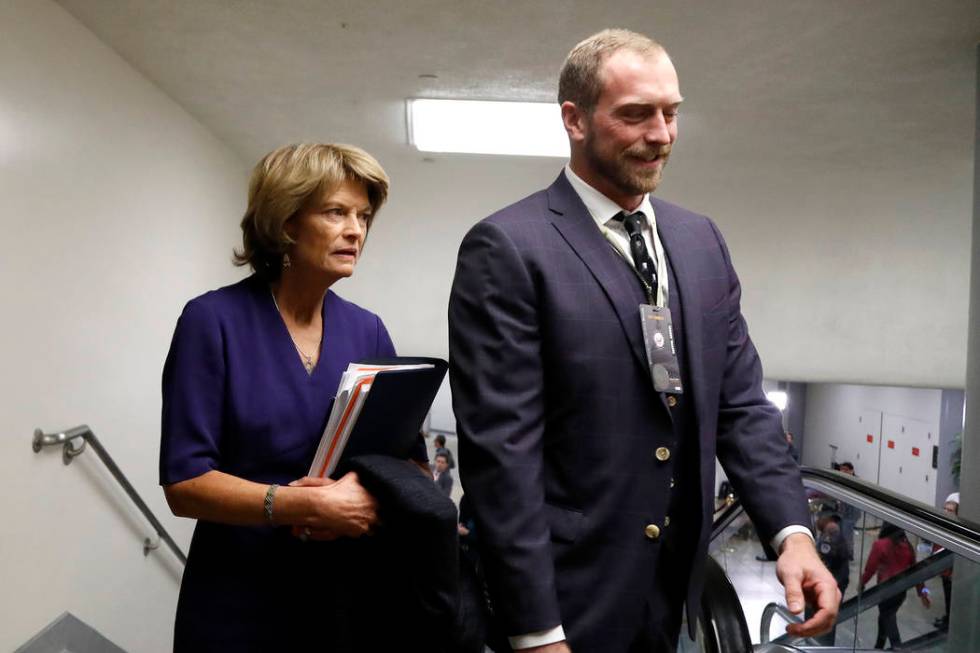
[33,424,187,565]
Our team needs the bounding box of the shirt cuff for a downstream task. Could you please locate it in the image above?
[509,625,566,650]
[771,525,814,553]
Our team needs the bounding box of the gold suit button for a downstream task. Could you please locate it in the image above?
[666,395,677,407]
[655,447,671,462]
[644,524,661,540]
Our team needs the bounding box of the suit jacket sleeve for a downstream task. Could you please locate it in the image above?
[448,220,561,634]
[708,219,810,542]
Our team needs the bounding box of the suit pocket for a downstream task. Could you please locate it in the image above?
[544,503,585,544]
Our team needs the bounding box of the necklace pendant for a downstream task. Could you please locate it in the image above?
[303,357,314,374]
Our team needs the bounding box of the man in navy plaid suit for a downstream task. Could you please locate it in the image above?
[449,29,839,653]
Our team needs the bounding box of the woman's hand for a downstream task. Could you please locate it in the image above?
[919,591,932,608]
[290,472,379,539]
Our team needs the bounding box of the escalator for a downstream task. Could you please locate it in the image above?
[691,467,980,653]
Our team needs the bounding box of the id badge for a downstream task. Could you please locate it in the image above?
[639,304,683,394]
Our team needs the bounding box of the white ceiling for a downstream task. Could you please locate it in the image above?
[56,0,978,167]
[54,0,980,387]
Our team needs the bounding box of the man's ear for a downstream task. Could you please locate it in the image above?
[561,101,587,144]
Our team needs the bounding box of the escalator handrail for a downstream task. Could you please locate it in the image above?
[712,469,980,559]
[770,547,953,647]
[836,548,952,622]
[699,555,754,653]
[758,603,820,647]
[800,467,980,562]
[709,471,973,650]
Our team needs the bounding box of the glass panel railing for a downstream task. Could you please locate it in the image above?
[811,500,952,649]
[707,467,980,652]
[798,469,980,652]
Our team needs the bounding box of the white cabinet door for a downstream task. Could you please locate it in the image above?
[879,413,906,492]
[851,410,882,482]
[879,414,938,505]
[904,419,937,505]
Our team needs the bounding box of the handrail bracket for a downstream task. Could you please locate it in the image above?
[33,427,90,466]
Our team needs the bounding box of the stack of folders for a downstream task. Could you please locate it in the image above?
[308,358,447,479]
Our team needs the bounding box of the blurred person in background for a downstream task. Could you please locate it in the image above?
[433,433,456,468]
[837,461,860,559]
[932,492,960,630]
[859,523,931,649]
[433,451,454,496]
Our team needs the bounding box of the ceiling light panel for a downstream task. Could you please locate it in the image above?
[408,99,569,158]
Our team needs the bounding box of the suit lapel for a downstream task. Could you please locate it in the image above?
[654,198,706,435]
[546,173,650,376]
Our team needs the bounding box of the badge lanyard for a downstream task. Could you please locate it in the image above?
[598,221,669,307]
[599,220,683,394]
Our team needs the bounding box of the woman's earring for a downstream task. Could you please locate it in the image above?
[282,253,291,269]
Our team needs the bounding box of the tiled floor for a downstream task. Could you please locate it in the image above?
[712,514,950,651]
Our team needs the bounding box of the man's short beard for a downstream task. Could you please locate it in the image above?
[584,132,666,197]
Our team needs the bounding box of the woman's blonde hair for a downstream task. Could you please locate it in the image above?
[233,143,389,279]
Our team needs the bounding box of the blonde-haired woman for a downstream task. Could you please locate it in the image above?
[160,143,424,650]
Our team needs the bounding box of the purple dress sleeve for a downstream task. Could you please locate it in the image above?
[375,314,396,357]
[160,298,226,484]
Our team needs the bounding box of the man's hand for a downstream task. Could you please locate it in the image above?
[776,533,841,637]
[515,643,571,653]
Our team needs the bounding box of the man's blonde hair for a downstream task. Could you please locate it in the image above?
[234,143,389,279]
[558,29,666,113]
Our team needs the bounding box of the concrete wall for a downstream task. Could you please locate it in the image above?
[946,42,980,653]
[0,2,246,650]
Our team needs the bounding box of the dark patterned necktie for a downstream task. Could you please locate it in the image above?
[613,211,657,295]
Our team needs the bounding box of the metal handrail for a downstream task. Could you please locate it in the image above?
[699,555,754,653]
[33,425,187,565]
[710,470,974,650]
[710,468,980,564]
[837,549,952,621]
[801,468,980,563]
[759,603,820,647]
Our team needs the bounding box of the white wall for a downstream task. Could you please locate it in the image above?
[0,2,246,650]
[333,150,562,437]
[802,383,944,506]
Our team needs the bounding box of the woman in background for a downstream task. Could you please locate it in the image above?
[160,143,424,650]
[859,523,931,649]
